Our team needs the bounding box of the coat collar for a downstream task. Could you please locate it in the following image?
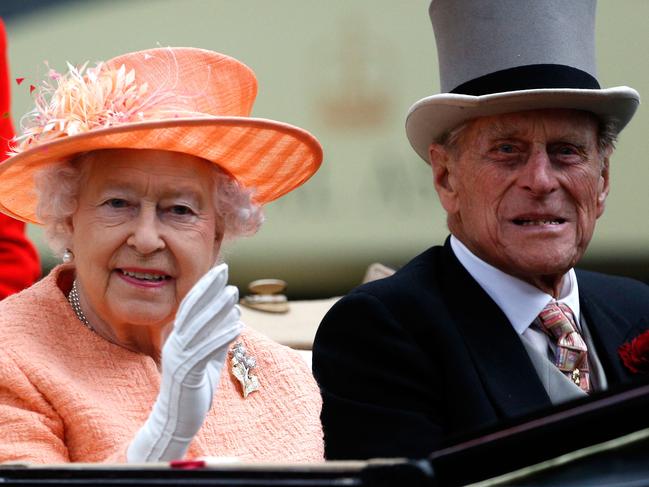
[578,280,646,385]
[449,235,580,335]
[437,238,553,420]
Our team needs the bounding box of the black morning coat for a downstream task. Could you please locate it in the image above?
[312,237,649,460]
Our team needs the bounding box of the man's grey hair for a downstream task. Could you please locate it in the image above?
[436,114,619,162]
[34,152,264,257]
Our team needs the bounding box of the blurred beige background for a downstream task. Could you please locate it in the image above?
[4,0,649,298]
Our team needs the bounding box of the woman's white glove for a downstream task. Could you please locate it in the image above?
[127,263,242,463]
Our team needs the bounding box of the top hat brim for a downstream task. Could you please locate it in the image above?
[0,116,322,224]
[405,86,640,163]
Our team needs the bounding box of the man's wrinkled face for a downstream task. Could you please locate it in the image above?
[429,109,609,293]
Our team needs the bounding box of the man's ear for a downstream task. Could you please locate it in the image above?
[429,143,459,214]
[596,152,611,219]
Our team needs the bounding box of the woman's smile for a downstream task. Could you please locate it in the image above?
[116,268,173,288]
[71,150,221,332]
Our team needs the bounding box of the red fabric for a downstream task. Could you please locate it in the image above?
[619,330,649,374]
[0,18,40,299]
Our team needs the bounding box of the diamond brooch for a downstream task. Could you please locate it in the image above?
[230,342,260,398]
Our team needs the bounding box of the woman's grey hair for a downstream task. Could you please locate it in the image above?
[34,151,264,257]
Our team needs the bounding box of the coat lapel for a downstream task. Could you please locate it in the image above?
[579,287,646,385]
[437,240,552,419]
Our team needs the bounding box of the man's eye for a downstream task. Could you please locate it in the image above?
[557,146,577,155]
[104,198,128,208]
[497,144,516,154]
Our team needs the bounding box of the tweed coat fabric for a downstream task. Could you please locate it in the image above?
[0,265,323,464]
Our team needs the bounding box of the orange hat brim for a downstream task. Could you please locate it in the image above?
[0,116,323,224]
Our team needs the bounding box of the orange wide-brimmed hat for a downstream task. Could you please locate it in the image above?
[0,47,323,224]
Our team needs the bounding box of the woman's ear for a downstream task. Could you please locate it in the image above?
[63,214,75,244]
[429,143,459,214]
[212,232,223,264]
[66,215,74,233]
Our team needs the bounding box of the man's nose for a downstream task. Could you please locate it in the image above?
[126,205,165,255]
[517,149,559,195]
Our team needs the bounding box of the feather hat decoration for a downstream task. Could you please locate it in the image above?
[0,47,322,224]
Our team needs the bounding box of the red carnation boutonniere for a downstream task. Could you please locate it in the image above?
[618,329,649,374]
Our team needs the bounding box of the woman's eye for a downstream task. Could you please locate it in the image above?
[104,198,128,208]
[169,205,194,216]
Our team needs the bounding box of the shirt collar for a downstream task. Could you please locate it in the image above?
[450,235,580,335]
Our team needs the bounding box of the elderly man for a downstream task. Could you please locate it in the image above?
[313,0,649,460]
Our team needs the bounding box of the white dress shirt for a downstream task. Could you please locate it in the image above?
[450,235,607,394]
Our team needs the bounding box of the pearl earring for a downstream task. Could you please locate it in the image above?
[62,249,74,263]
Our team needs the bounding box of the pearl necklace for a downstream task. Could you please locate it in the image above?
[67,280,94,332]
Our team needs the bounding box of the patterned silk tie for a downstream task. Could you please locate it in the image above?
[537,302,590,393]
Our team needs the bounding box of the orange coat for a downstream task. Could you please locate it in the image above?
[0,265,323,463]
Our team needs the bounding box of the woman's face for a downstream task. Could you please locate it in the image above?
[70,149,221,331]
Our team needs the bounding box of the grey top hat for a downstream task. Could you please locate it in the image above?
[406,0,640,163]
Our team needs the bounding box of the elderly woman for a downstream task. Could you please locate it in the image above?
[0,48,323,463]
